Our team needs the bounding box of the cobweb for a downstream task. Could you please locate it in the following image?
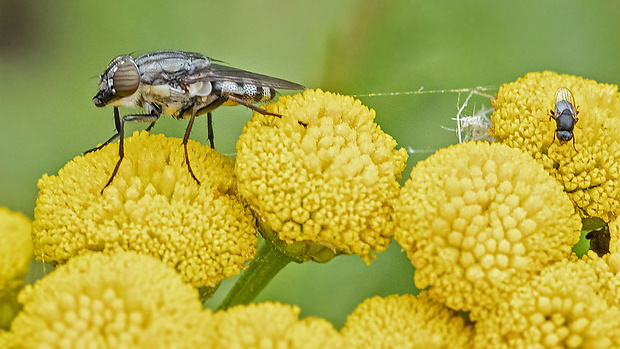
[354,85,496,155]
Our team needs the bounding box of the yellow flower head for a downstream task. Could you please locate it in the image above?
[341,292,473,348]
[0,207,33,299]
[490,71,620,221]
[33,131,256,288]
[209,302,344,349]
[235,89,408,263]
[475,257,620,348]
[9,251,211,348]
[394,141,581,318]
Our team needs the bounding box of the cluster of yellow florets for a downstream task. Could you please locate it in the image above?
[207,302,344,348]
[8,252,212,348]
[475,253,620,347]
[394,141,581,318]
[341,292,473,348]
[236,89,408,263]
[33,131,256,288]
[491,71,620,221]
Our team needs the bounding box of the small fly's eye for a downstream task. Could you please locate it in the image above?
[112,60,140,97]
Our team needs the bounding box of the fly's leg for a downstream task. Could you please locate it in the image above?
[145,121,157,132]
[86,117,158,154]
[207,112,214,149]
[572,136,578,152]
[85,110,122,154]
[85,133,119,154]
[182,109,200,185]
[101,108,159,193]
[225,95,308,127]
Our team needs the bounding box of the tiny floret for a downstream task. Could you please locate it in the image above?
[490,71,620,221]
[235,89,408,263]
[394,141,581,318]
[341,292,473,348]
[33,131,256,287]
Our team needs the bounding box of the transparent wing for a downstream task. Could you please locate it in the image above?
[555,87,576,106]
[185,63,305,90]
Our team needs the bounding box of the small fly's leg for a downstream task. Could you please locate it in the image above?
[572,137,578,152]
[101,108,159,193]
[145,121,157,132]
[182,110,200,185]
[226,95,308,127]
[85,110,122,154]
[550,130,557,147]
[207,112,214,149]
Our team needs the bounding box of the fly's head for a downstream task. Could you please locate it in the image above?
[93,55,140,107]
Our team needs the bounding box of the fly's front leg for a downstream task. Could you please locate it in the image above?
[85,110,158,154]
[85,108,122,154]
[101,109,160,193]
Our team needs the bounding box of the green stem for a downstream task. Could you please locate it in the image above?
[217,239,294,310]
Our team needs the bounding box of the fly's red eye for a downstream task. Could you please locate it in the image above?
[112,61,140,97]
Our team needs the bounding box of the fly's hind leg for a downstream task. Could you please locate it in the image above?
[225,95,307,127]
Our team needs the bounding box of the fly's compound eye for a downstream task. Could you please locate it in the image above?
[112,60,140,98]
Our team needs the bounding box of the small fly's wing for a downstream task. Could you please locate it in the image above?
[184,63,305,91]
[555,87,576,107]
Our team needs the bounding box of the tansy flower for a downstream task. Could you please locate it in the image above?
[33,131,256,288]
[394,141,581,318]
[235,89,408,263]
[9,251,212,348]
[208,302,344,349]
[475,257,620,348]
[340,292,474,348]
[0,207,33,299]
[490,71,620,221]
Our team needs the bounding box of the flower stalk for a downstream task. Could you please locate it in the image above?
[218,238,295,310]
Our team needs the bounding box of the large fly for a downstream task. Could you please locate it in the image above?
[89,50,304,192]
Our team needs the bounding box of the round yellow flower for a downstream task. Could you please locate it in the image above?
[209,302,344,348]
[341,292,473,348]
[235,89,408,263]
[0,207,32,299]
[9,251,212,348]
[490,71,620,221]
[394,141,581,318]
[475,258,620,348]
[33,131,256,288]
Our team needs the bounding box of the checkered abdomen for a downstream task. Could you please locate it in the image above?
[213,81,276,104]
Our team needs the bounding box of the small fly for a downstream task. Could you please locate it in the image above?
[89,50,304,192]
[549,87,579,151]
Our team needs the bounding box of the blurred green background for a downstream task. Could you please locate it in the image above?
[2,0,620,328]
